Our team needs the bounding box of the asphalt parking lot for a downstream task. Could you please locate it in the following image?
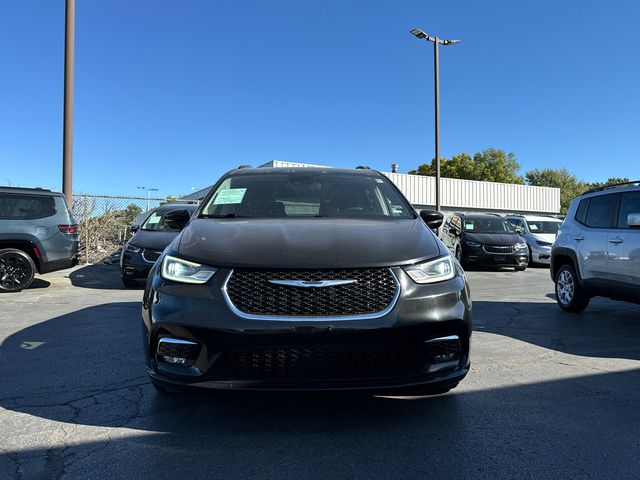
[1,265,639,480]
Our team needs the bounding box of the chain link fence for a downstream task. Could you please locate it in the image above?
[72,194,171,264]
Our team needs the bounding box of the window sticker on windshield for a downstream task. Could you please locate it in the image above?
[530,224,538,231]
[213,188,247,205]
[465,222,474,230]
[374,179,384,183]
[147,215,160,224]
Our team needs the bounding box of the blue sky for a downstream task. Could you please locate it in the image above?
[1,0,639,198]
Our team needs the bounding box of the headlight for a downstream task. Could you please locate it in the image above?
[125,244,141,253]
[161,255,217,284]
[465,241,481,248]
[515,242,528,251]
[536,240,552,247]
[403,255,456,284]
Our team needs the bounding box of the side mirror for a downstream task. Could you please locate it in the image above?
[131,224,140,233]
[164,209,192,231]
[419,209,444,230]
[449,227,458,236]
[515,227,525,235]
[628,213,640,228]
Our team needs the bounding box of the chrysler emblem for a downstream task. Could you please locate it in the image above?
[268,279,357,288]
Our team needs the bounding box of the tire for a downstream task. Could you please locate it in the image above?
[0,248,36,292]
[122,277,140,288]
[515,266,527,272]
[555,263,590,312]
[455,246,462,263]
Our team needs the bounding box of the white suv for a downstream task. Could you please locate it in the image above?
[551,182,640,312]
[506,214,562,265]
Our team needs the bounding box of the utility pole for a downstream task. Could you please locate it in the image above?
[62,0,75,208]
[410,28,459,212]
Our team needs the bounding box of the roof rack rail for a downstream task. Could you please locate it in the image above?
[0,186,52,192]
[237,164,253,169]
[583,180,640,195]
[355,165,371,170]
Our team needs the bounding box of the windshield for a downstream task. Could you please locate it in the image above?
[463,218,516,234]
[141,209,189,231]
[200,172,415,219]
[527,221,560,234]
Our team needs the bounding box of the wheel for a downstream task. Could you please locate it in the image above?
[555,263,590,312]
[515,266,527,271]
[0,248,36,292]
[122,277,140,288]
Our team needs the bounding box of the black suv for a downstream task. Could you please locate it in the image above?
[441,213,529,270]
[142,167,472,394]
[0,187,78,292]
[120,204,197,287]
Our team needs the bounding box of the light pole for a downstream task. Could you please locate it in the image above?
[410,27,459,212]
[62,0,75,208]
[137,186,159,211]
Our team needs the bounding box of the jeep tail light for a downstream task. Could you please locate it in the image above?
[58,224,78,234]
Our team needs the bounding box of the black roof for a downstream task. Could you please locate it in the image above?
[0,186,60,195]
[227,166,381,177]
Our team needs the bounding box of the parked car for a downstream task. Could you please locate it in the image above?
[0,186,78,292]
[441,213,529,271]
[120,204,197,287]
[142,167,472,395]
[506,214,562,265]
[551,181,640,312]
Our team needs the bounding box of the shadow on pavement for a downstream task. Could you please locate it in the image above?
[1,301,640,478]
[68,264,128,289]
[475,299,640,360]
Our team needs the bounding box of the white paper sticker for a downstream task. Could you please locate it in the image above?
[213,188,247,205]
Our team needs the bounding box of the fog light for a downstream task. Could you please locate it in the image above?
[422,335,461,374]
[163,356,188,365]
[157,337,200,367]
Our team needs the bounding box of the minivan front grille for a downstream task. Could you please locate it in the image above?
[142,249,163,263]
[225,268,398,318]
[483,245,515,255]
[211,344,412,381]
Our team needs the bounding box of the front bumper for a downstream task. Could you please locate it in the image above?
[530,245,552,265]
[141,265,472,392]
[121,251,155,281]
[462,245,528,268]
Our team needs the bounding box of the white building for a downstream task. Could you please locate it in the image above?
[180,160,561,215]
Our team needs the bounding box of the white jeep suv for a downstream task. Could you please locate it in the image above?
[551,182,640,312]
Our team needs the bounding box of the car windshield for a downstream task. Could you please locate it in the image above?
[199,172,415,219]
[141,209,186,231]
[463,218,516,234]
[527,221,560,234]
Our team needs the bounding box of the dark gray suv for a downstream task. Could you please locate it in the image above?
[142,167,472,395]
[0,187,79,292]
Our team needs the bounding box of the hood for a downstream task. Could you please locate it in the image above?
[129,230,181,250]
[175,218,442,268]
[530,233,557,244]
[463,231,523,246]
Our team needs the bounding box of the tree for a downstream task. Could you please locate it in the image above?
[525,168,587,214]
[409,148,524,184]
[586,177,630,191]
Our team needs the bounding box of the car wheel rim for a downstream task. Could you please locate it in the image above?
[556,270,574,305]
[0,254,29,290]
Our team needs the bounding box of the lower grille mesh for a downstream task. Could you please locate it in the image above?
[211,344,413,381]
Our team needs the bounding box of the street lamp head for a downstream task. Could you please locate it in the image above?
[443,39,461,46]
[410,28,429,39]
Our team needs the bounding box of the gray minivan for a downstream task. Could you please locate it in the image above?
[0,187,79,292]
